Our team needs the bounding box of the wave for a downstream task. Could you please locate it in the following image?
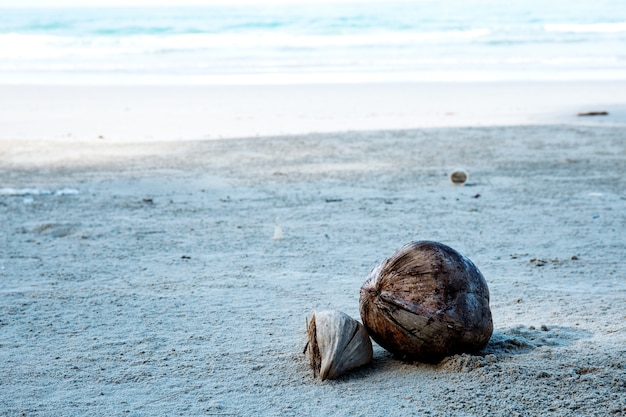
[545,22,626,33]
[0,29,491,59]
[3,68,626,85]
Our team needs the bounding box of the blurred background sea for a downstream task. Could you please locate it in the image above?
[1,0,625,84]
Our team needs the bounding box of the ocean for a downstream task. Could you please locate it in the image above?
[1,0,625,85]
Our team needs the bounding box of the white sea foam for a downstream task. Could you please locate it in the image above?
[0,188,51,196]
[545,22,626,33]
[0,188,79,196]
[55,188,80,196]
[0,28,492,60]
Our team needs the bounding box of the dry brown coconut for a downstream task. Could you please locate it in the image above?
[304,310,373,381]
[359,241,493,362]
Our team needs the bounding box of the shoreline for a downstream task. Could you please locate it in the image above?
[1,81,625,144]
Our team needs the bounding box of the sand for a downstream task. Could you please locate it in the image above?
[2,82,626,142]
[1,82,625,416]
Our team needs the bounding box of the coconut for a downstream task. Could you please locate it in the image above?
[359,241,492,362]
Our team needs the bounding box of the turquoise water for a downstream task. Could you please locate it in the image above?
[1,0,625,84]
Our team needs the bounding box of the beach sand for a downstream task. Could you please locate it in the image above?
[1,82,625,416]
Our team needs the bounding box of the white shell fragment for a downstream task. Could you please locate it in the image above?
[272,217,284,240]
[305,310,373,381]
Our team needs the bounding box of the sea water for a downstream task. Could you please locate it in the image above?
[1,0,625,84]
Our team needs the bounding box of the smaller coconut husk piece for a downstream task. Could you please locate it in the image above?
[304,310,373,381]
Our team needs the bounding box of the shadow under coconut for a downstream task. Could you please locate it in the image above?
[434,325,593,373]
[334,324,594,380]
[479,324,593,358]
[329,348,399,382]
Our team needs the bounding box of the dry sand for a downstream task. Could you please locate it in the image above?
[1,83,625,416]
